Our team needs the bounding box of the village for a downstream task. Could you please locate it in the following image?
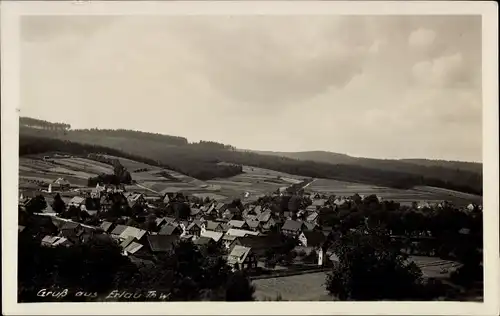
[17,151,484,302]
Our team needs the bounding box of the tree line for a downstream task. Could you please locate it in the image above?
[20,117,71,131]
[19,127,482,194]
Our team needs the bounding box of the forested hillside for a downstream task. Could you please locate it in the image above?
[19,119,483,195]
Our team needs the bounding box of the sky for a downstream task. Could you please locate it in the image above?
[20,15,482,162]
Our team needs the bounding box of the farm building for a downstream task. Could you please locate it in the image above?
[281,220,307,237]
[159,224,183,236]
[227,245,257,271]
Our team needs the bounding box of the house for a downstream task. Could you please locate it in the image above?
[205,220,225,233]
[68,196,85,208]
[190,208,202,218]
[227,245,257,270]
[306,212,319,223]
[41,235,72,248]
[245,220,261,232]
[194,236,216,247]
[311,199,327,208]
[231,233,287,258]
[221,234,239,249]
[261,217,278,232]
[200,230,224,243]
[203,204,218,218]
[100,221,116,233]
[303,222,319,231]
[53,178,71,191]
[59,221,82,240]
[123,241,149,257]
[281,220,306,237]
[100,196,112,211]
[127,193,146,208]
[185,220,204,237]
[110,224,128,239]
[119,226,148,242]
[215,202,228,214]
[159,224,183,236]
[257,210,272,223]
[147,235,179,253]
[228,220,249,230]
[155,216,177,229]
[298,231,327,248]
[253,205,263,215]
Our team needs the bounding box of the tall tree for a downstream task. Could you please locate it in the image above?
[325,227,424,300]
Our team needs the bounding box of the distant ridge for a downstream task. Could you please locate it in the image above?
[249,150,482,174]
[19,116,483,195]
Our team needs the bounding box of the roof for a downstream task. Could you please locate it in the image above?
[194,236,214,246]
[61,221,81,231]
[186,221,203,231]
[111,224,128,236]
[246,220,260,229]
[253,205,262,214]
[301,231,326,247]
[257,210,272,223]
[100,221,114,232]
[222,234,238,242]
[226,228,260,237]
[236,234,285,251]
[119,226,147,240]
[206,220,223,231]
[86,210,98,217]
[69,196,85,205]
[124,242,144,255]
[215,202,226,210]
[120,236,136,249]
[306,212,319,222]
[228,220,247,228]
[200,230,224,242]
[304,222,317,231]
[159,224,181,236]
[312,199,327,207]
[282,220,304,232]
[227,245,252,266]
[190,208,201,216]
[147,235,179,252]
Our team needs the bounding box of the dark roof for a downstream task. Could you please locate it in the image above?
[236,233,286,252]
[190,208,201,216]
[194,236,213,246]
[158,224,181,236]
[111,224,128,236]
[60,221,81,231]
[302,231,326,247]
[186,221,203,231]
[147,235,179,252]
[100,221,114,232]
[282,220,304,232]
[206,220,222,231]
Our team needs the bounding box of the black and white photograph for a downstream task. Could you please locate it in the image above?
[1,1,498,315]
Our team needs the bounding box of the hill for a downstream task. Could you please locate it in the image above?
[19,117,482,195]
[252,150,482,174]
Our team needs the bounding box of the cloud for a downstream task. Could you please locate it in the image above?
[411,52,470,88]
[20,15,482,162]
[408,28,436,49]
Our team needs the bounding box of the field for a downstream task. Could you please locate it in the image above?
[307,178,481,206]
[252,256,461,301]
[19,154,482,206]
[253,272,333,301]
